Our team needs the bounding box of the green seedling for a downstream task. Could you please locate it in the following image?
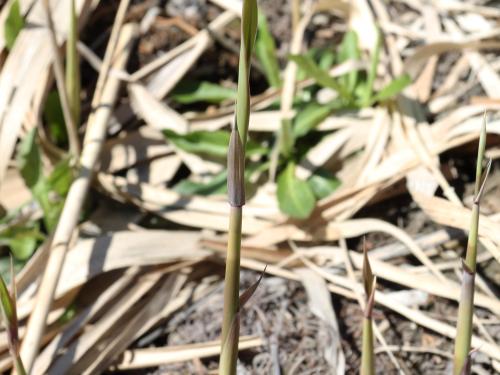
[0,258,26,375]
[361,245,376,375]
[453,117,490,375]
[219,1,257,374]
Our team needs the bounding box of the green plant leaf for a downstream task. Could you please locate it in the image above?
[44,91,68,146]
[277,162,316,219]
[0,223,43,260]
[174,171,228,196]
[171,81,237,104]
[236,0,258,145]
[16,128,42,189]
[361,28,382,106]
[308,170,340,199]
[293,100,342,138]
[338,30,360,93]
[371,74,411,103]
[17,130,73,232]
[164,130,265,158]
[4,0,24,50]
[35,158,73,232]
[289,54,350,100]
[255,11,281,88]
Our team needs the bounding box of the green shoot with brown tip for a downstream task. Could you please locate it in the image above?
[361,244,376,375]
[219,1,257,374]
[453,116,489,375]
[0,257,26,375]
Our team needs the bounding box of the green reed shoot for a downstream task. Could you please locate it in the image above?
[453,116,490,375]
[219,1,257,374]
[361,245,376,375]
[0,258,26,375]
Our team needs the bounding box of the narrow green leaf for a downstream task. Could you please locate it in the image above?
[171,81,237,104]
[236,0,258,145]
[361,28,382,105]
[255,11,281,88]
[338,30,360,93]
[66,0,81,126]
[277,162,316,219]
[0,275,15,332]
[16,129,42,189]
[173,172,228,196]
[164,130,265,158]
[4,0,24,50]
[307,171,340,199]
[293,100,341,138]
[289,54,350,100]
[371,74,411,103]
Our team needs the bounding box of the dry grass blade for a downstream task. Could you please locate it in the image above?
[19,19,137,372]
[112,336,263,370]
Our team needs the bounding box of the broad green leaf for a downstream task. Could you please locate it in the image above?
[372,74,411,103]
[164,130,265,158]
[338,31,360,93]
[17,130,73,232]
[289,54,350,100]
[44,91,68,146]
[4,0,24,50]
[174,172,228,196]
[35,159,73,232]
[17,128,42,189]
[66,0,81,126]
[46,157,73,196]
[165,130,229,157]
[0,223,43,260]
[308,171,340,199]
[255,11,281,88]
[171,81,236,104]
[277,162,316,219]
[293,100,341,138]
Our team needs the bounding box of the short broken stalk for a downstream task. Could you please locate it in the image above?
[219,1,257,374]
[453,117,489,375]
[361,246,376,375]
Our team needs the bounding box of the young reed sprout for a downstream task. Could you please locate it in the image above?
[219,1,257,374]
[0,258,26,375]
[453,116,490,375]
[361,245,376,375]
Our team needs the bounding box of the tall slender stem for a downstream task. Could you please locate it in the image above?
[220,207,242,375]
[453,117,488,374]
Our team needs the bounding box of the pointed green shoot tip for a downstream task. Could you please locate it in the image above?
[362,241,374,297]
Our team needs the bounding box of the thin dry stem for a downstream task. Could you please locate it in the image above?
[18,16,135,373]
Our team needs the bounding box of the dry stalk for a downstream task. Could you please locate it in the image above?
[18,12,135,373]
